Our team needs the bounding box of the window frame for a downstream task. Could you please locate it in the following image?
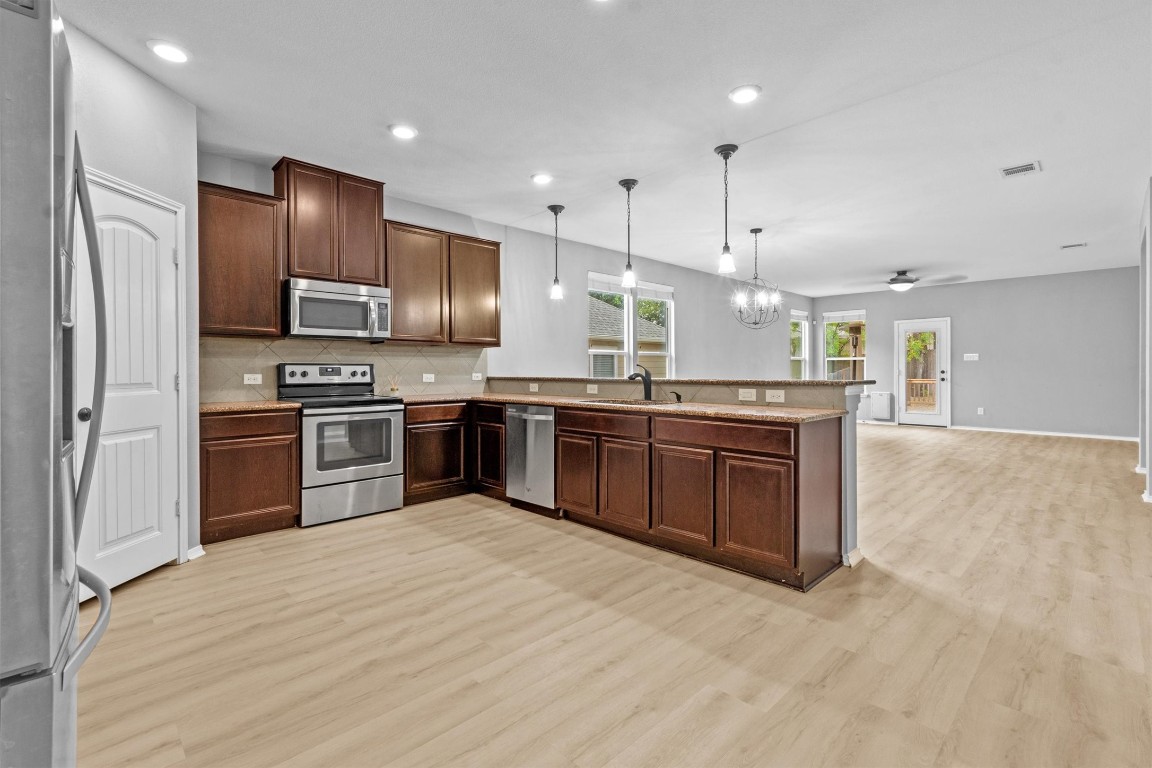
[587,274,675,379]
[822,310,867,381]
[789,310,809,380]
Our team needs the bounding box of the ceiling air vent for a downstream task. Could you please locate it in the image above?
[1000,161,1041,178]
[1059,242,1087,250]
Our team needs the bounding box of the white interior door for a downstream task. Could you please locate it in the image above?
[75,177,180,590]
[895,318,951,427]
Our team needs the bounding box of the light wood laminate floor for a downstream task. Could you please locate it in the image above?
[78,425,1152,767]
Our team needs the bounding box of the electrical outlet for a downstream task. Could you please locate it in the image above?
[243,373,262,385]
[738,388,756,402]
[977,407,984,415]
[764,389,785,403]
[586,384,599,394]
[529,382,540,392]
[963,353,979,361]
[422,373,435,383]
[471,372,483,381]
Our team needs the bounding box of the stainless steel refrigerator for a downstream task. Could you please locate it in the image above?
[0,1,112,765]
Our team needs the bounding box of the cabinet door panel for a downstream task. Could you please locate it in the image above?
[198,183,284,336]
[338,176,384,285]
[387,222,449,342]
[448,235,500,345]
[282,163,339,280]
[476,422,505,490]
[716,452,795,568]
[200,434,299,543]
[405,423,465,491]
[599,438,650,531]
[556,434,597,516]
[653,444,713,546]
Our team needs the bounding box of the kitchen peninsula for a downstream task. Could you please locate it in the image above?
[404,376,871,590]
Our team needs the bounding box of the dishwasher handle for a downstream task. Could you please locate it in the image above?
[507,412,554,422]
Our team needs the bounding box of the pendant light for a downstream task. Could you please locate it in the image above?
[547,204,565,300]
[715,144,739,274]
[730,228,782,329]
[619,179,638,288]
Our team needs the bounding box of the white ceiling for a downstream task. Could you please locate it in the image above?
[59,0,1151,297]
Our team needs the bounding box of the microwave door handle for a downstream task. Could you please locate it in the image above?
[72,136,108,544]
[368,297,377,337]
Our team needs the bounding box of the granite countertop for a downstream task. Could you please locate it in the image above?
[403,393,846,424]
[200,400,302,415]
[486,376,876,387]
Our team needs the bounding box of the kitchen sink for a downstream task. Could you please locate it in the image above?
[579,398,683,407]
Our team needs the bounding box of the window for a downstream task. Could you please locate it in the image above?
[823,310,866,380]
[587,273,674,378]
[789,310,809,379]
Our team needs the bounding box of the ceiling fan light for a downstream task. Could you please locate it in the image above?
[889,282,914,292]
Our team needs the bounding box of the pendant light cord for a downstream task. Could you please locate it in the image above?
[626,186,632,269]
[553,210,559,279]
[723,157,729,248]
[752,230,759,279]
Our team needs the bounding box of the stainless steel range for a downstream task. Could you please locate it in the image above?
[278,363,404,526]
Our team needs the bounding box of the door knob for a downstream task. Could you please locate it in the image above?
[78,408,92,422]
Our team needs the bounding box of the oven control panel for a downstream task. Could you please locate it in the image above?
[279,363,374,384]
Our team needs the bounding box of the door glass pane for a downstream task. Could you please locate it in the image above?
[299,296,369,332]
[904,331,938,413]
[317,418,392,471]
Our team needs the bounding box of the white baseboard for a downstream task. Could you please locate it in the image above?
[952,426,1137,442]
[1143,492,1152,504]
[857,420,897,426]
[1136,465,1147,474]
[842,548,864,567]
[185,545,206,561]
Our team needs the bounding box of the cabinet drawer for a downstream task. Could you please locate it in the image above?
[473,403,505,424]
[201,411,298,441]
[652,417,794,457]
[557,409,649,439]
[406,402,468,424]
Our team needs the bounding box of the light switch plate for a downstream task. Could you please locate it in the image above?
[422,373,435,383]
[243,373,262,385]
[471,372,483,381]
[738,388,756,402]
[977,407,984,415]
[764,389,785,403]
[529,382,540,392]
[963,353,979,361]
[586,384,599,394]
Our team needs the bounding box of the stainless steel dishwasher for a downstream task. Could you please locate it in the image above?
[505,404,556,508]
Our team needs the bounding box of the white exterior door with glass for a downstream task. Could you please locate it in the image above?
[895,318,951,427]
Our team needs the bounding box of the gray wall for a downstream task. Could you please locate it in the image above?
[69,27,202,547]
[813,268,1139,437]
[197,153,812,382]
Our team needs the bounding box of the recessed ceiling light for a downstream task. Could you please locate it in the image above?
[531,173,553,185]
[388,124,418,140]
[728,84,762,104]
[147,40,188,63]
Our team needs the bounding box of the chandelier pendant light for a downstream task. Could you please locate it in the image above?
[619,179,638,288]
[731,227,782,329]
[547,204,565,300]
[715,144,739,274]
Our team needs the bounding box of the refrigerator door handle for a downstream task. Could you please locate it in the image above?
[62,566,111,685]
[71,135,107,544]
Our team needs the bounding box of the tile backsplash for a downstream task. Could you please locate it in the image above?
[200,337,488,403]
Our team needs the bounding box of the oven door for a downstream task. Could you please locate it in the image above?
[290,288,374,338]
[302,406,404,487]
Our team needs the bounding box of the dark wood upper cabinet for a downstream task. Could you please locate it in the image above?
[197,182,284,336]
[652,444,714,546]
[338,175,385,285]
[448,235,501,345]
[386,221,450,343]
[716,452,795,569]
[274,158,385,286]
[556,433,598,517]
[599,438,650,531]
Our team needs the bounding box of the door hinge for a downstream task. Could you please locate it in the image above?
[174,373,180,391]
[172,247,179,265]
[175,499,181,518]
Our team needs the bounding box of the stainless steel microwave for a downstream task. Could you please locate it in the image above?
[286,278,391,340]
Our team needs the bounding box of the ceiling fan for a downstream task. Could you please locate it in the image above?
[834,270,968,294]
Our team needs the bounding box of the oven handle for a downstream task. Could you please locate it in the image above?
[302,406,405,418]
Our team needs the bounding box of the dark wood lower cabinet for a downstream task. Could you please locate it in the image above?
[716,452,795,569]
[652,444,714,546]
[405,422,467,503]
[556,433,597,516]
[475,422,505,491]
[200,408,300,544]
[599,438,650,531]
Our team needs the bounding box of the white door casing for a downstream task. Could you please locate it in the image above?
[74,171,185,590]
[895,317,951,428]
